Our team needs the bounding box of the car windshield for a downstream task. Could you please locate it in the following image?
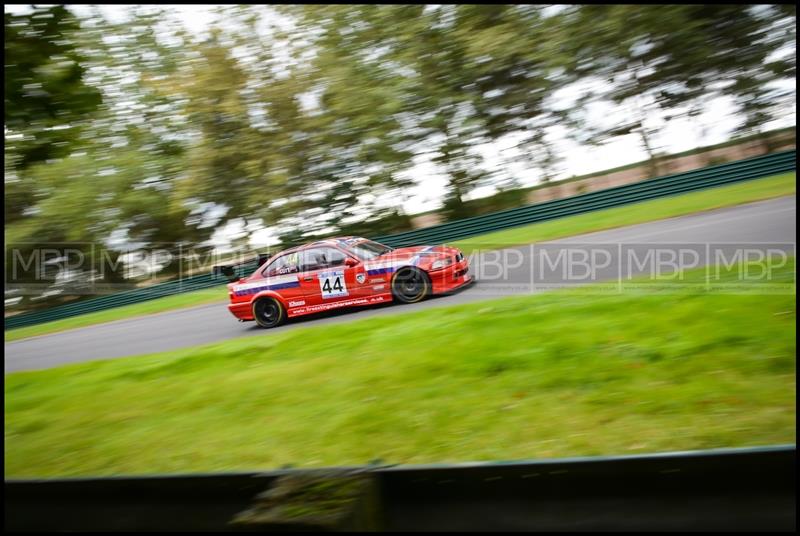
[347,239,394,261]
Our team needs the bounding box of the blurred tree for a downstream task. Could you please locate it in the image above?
[170,32,270,226]
[281,5,564,220]
[728,5,796,146]
[4,5,102,169]
[74,7,209,261]
[156,7,329,244]
[4,6,102,227]
[5,6,208,299]
[556,4,796,177]
[253,5,420,239]
[384,5,565,218]
[5,6,103,296]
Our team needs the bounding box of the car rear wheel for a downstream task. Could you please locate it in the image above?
[391,267,431,304]
[252,298,285,329]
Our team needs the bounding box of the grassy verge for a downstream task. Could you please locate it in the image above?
[452,172,796,255]
[4,286,228,343]
[5,259,795,478]
[5,171,795,342]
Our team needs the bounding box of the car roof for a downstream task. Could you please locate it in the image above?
[275,236,365,256]
[254,237,370,277]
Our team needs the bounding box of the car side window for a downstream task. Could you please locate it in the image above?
[263,252,300,277]
[300,247,348,272]
[325,248,348,267]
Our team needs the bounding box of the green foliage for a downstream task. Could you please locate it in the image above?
[4,6,102,170]
[280,5,565,221]
[5,7,211,307]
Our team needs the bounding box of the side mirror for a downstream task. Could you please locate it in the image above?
[345,257,359,267]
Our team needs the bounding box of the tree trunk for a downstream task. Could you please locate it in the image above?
[638,124,660,178]
[756,128,772,154]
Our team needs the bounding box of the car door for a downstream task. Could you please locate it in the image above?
[298,247,361,310]
[257,252,305,306]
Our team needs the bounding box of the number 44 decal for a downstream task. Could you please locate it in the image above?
[318,270,348,299]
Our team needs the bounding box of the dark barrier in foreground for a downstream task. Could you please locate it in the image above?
[5,445,795,531]
[5,149,796,331]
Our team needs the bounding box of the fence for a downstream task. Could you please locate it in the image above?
[5,149,796,330]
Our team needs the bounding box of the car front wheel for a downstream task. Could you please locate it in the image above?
[391,267,431,304]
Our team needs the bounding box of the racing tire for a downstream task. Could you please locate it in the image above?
[391,267,431,304]
[252,297,285,329]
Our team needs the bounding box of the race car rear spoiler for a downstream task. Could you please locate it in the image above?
[212,253,272,282]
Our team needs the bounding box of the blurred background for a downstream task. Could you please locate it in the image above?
[4,4,796,313]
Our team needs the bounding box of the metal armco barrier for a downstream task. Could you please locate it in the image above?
[5,149,796,331]
[5,445,795,531]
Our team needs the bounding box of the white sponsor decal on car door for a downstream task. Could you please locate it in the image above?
[318,270,348,299]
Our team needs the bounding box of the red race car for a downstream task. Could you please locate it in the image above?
[223,236,472,328]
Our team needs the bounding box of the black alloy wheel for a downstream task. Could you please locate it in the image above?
[253,298,285,328]
[391,267,431,303]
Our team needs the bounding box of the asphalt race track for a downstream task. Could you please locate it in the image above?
[5,195,796,373]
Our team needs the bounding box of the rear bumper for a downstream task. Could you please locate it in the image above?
[430,259,472,294]
[228,301,254,321]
